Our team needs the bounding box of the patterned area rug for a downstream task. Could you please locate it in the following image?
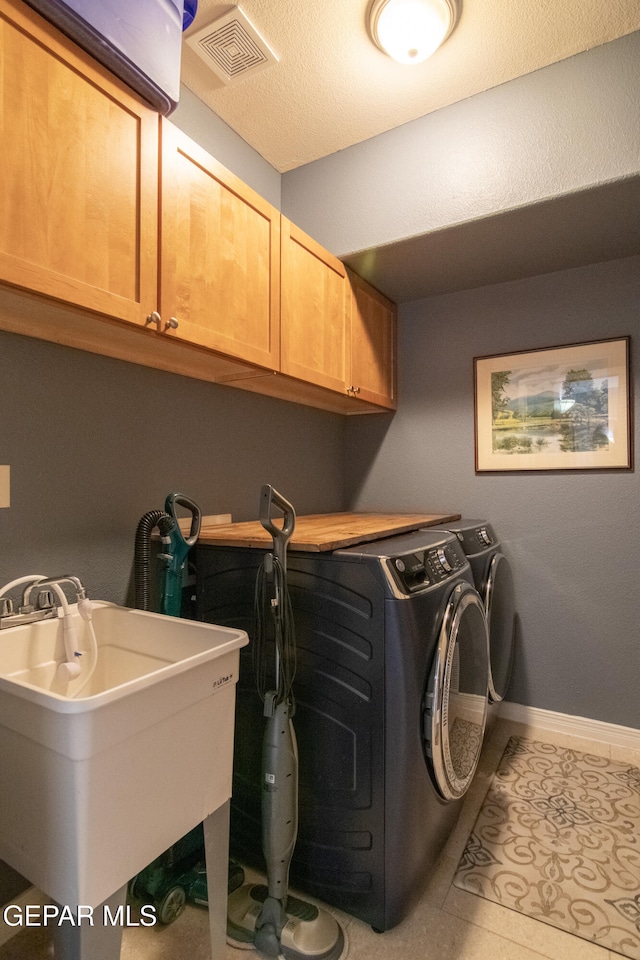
[454,736,640,958]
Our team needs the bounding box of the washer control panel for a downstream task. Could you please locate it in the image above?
[477,526,494,546]
[451,522,497,554]
[388,540,466,594]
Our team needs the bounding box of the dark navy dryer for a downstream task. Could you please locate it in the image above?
[196,528,490,932]
[430,519,516,703]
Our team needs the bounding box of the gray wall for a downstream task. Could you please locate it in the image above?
[345,255,640,729]
[0,331,345,604]
[2,40,638,732]
[281,31,640,257]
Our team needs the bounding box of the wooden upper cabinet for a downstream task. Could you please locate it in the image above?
[0,0,158,325]
[0,0,396,415]
[347,269,397,409]
[280,217,349,394]
[159,120,280,370]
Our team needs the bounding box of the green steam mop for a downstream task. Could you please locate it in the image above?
[131,493,219,923]
[227,485,345,960]
[133,492,202,616]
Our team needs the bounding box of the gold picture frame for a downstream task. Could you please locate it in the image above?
[474,337,632,472]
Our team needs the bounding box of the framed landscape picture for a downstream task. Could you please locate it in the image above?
[474,337,632,472]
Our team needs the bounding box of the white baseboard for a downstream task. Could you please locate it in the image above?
[498,701,640,752]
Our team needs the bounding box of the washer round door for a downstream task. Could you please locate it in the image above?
[484,552,516,703]
[424,581,489,801]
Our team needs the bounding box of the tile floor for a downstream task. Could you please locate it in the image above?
[2,717,638,960]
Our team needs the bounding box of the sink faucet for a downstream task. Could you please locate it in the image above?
[22,575,87,610]
[0,574,96,686]
[0,575,89,630]
[0,574,57,629]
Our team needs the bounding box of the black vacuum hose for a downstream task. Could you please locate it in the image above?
[134,510,175,610]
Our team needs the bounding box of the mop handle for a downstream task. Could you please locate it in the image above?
[259,485,296,706]
[259,485,295,573]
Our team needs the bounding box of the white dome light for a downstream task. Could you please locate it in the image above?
[368,0,459,65]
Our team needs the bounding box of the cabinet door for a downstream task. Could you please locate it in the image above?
[280,217,349,394]
[0,0,158,325]
[159,120,280,370]
[347,269,397,409]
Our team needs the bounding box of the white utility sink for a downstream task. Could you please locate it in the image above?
[0,601,248,909]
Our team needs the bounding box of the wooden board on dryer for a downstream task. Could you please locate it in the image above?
[195,511,461,553]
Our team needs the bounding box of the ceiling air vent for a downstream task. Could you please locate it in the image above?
[186,7,278,85]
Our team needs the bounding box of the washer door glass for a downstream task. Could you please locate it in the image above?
[424,583,489,801]
[484,553,516,703]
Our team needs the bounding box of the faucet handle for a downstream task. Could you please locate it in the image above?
[37,590,56,610]
[0,597,14,617]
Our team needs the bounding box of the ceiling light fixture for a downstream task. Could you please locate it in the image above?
[368,0,459,65]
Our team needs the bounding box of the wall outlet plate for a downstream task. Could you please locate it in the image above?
[0,466,10,508]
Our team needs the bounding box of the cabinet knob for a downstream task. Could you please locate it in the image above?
[347,385,361,396]
[145,310,161,328]
[164,317,179,331]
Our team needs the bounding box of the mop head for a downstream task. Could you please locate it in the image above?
[227,884,347,960]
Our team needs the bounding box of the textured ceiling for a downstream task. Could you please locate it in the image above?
[181,0,640,172]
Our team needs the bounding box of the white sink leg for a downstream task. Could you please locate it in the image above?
[51,885,126,960]
[48,802,230,960]
[203,800,230,960]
